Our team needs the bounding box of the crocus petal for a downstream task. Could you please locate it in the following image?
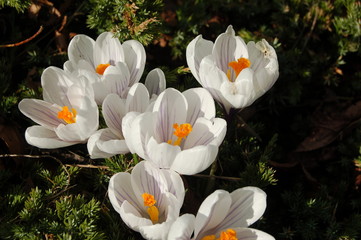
[108,172,142,214]
[186,35,213,82]
[67,34,95,66]
[153,88,188,143]
[145,68,166,96]
[171,144,218,175]
[131,161,169,214]
[25,125,75,149]
[18,99,63,129]
[122,40,146,86]
[194,190,231,239]
[212,25,248,73]
[220,68,255,109]
[184,117,226,149]
[199,55,231,111]
[146,136,181,169]
[231,227,275,240]
[167,214,195,240]
[214,187,267,230]
[140,193,182,240]
[182,88,215,125]
[102,93,126,138]
[55,97,98,142]
[96,128,129,155]
[120,200,152,231]
[122,111,155,159]
[162,168,186,207]
[126,83,150,113]
[103,64,129,97]
[94,32,124,66]
[87,129,116,159]
[41,67,73,106]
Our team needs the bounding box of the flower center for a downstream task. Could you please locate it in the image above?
[201,229,238,240]
[95,63,111,75]
[167,123,193,146]
[141,193,159,224]
[226,57,251,81]
[57,106,77,124]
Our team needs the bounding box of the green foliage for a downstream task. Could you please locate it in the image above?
[87,0,163,45]
[0,0,31,13]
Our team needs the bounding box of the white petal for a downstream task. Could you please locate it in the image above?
[182,88,215,125]
[194,190,231,239]
[102,93,126,138]
[199,55,232,112]
[131,161,169,212]
[25,125,75,149]
[162,168,185,207]
[122,40,146,86]
[126,83,150,113]
[96,128,129,155]
[108,172,142,214]
[41,66,73,106]
[140,220,173,240]
[140,193,183,240]
[212,25,248,73]
[171,144,218,175]
[215,187,267,230]
[67,34,95,66]
[94,32,124,66]
[168,214,195,240]
[87,129,116,159]
[220,68,255,109]
[55,97,98,142]
[145,68,166,96]
[186,35,213,82]
[18,99,62,129]
[120,200,152,232]
[102,64,129,97]
[122,111,155,159]
[184,117,226,149]
[146,137,180,169]
[231,227,275,240]
[153,88,188,142]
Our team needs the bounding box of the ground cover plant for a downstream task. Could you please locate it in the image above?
[0,0,360,239]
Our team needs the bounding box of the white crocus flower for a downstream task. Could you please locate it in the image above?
[167,187,274,240]
[64,32,146,104]
[186,25,279,114]
[18,67,98,149]
[108,161,185,240]
[87,83,151,158]
[87,68,166,159]
[122,87,227,175]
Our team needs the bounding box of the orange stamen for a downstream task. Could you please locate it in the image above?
[168,123,193,146]
[96,63,111,75]
[201,229,238,240]
[142,193,156,207]
[228,57,251,80]
[58,106,77,124]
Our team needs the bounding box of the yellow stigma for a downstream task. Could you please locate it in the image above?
[142,193,159,224]
[227,57,251,81]
[58,106,77,124]
[167,123,193,146]
[201,236,216,240]
[96,63,111,75]
[201,229,238,240]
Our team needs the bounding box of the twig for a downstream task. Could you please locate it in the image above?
[193,173,241,181]
[0,26,43,48]
[64,164,109,170]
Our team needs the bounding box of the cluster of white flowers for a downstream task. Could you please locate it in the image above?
[18,26,278,240]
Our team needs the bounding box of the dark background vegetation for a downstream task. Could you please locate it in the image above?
[0,0,360,239]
